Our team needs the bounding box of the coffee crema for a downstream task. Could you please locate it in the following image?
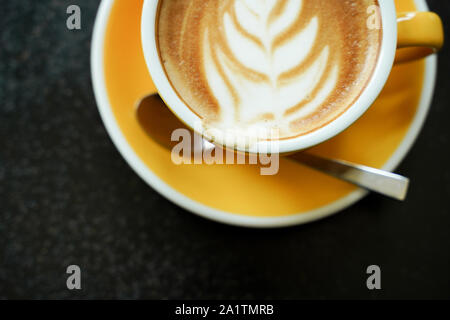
[157,0,382,140]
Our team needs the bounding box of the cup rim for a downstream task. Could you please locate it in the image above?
[141,0,397,154]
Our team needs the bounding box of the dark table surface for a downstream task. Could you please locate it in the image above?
[1,0,449,300]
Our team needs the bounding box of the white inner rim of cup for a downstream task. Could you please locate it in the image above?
[141,0,397,154]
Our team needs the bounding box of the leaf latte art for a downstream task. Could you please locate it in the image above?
[158,0,381,139]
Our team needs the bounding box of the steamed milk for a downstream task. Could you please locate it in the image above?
[157,0,381,140]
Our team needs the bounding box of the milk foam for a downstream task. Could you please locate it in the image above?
[158,0,381,140]
[203,0,337,137]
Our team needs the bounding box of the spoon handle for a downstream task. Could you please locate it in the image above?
[289,153,409,200]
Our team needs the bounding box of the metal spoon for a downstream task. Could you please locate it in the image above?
[136,94,409,200]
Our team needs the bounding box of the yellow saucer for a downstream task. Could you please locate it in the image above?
[92,0,436,227]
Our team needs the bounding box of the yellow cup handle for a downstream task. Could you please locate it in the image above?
[396,11,444,63]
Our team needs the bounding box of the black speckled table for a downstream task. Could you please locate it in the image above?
[1,0,449,299]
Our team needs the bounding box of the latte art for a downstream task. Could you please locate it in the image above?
[203,0,339,131]
[158,0,381,139]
